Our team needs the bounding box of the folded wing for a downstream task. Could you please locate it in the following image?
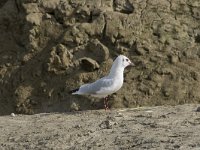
[72,77,114,95]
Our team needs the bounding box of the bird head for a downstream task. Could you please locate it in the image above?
[118,55,134,68]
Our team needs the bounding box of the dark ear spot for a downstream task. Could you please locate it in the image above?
[123,58,124,62]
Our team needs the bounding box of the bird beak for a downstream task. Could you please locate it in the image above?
[129,62,135,67]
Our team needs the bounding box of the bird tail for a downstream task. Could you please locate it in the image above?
[69,88,79,94]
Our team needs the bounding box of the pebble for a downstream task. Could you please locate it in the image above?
[11,113,15,117]
[99,120,117,129]
[196,106,200,112]
[145,110,154,113]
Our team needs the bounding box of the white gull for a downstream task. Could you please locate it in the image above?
[71,55,134,110]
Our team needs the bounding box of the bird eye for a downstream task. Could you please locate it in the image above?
[126,59,129,62]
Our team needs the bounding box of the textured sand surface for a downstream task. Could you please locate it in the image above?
[1,104,200,149]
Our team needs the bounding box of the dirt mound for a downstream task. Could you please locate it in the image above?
[0,0,200,114]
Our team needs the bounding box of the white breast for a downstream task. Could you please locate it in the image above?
[112,77,123,92]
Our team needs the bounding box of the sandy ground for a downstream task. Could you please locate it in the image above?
[1,104,200,150]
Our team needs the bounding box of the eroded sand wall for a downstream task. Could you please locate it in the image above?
[0,0,200,114]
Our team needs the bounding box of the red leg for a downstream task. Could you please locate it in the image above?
[104,96,109,110]
[106,98,109,110]
[104,97,107,110]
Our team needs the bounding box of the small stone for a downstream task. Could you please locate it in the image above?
[11,113,15,117]
[80,57,100,72]
[74,124,81,128]
[174,145,180,148]
[196,106,200,112]
[70,102,80,111]
[135,47,146,55]
[5,63,11,67]
[99,120,117,129]
[116,112,124,117]
[113,0,134,14]
[45,13,52,19]
[169,55,179,64]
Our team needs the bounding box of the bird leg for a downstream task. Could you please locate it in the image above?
[104,96,109,110]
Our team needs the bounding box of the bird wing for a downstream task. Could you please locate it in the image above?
[78,77,114,95]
